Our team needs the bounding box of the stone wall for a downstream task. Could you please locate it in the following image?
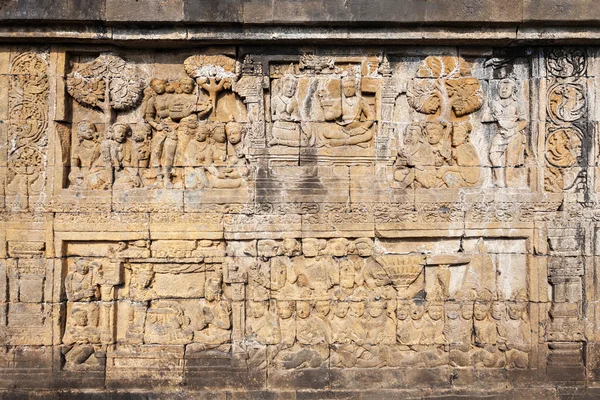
[2,11,600,397]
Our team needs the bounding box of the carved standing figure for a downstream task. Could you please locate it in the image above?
[490,78,528,188]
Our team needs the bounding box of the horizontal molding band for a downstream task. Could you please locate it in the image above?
[1,25,600,46]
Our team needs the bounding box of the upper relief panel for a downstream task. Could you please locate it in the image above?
[44,47,586,212]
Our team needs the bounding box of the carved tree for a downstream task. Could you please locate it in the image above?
[184,55,239,120]
[67,54,145,124]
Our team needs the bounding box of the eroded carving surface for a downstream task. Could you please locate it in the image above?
[0,46,598,394]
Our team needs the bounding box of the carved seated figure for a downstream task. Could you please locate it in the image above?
[62,306,104,370]
[314,77,374,148]
[438,121,481,188]
[186,122,247,190]
[193,278,231,349]
[443,302,474,367]
[68,121,106,189]
[65,258,100,302]
[330,301,365,368]
[473,302,505,368]
[269,71,311,147]
[276,301,329,369]
[395,121,451,189]
[246,301,277,345]
[500,302,530,369]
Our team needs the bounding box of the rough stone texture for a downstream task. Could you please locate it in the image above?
[2,1,600,398]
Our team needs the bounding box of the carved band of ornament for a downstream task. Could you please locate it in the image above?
[7,52,49,172]
[546,48,587,78]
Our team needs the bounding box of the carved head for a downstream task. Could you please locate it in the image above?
[334,301,349,318]
[226,121,243,145]
[507,302,526,320]
[150,78,166,95]
[296,301,311,319]
[205,277,222,302]
[76,121,98,142]
[249,301,267,319]
[425,122,445,145]
[340,260,357,289]
[460,303,474,320]
[427,303,444,321]
[165,81,178,94]
[342,76,358,97]
[404,124,422,147]
[75,258,90,275]
[296,273,309,288]
[282,73,298,98]
[452,121,472,147]
[315,300,331,317]
[179,77,195,94]
[368,300,386,318]
[302,238,325,258]
[277,300,294,319]
[349,301,364,318]
[445,302,461,320]
[473,302,490,321]
[498,78,517,100]
[396,300,411,320]
[133,124,152,142]
[135,264,154,288]
[410,302,426,320]
[281,238,301,257]
[257,239,280,258]
[111,123,131,144]
[195,124,210,143]
[71,308,89,327]
[328,238,349,257]
[354,238,373,257]
[211,125,227,144]
[491,301,506,321]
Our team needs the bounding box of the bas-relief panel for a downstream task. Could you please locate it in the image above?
[0,45,597,391]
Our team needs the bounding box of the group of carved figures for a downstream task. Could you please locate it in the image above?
[61,236,529,370]
[394,66,528,189]
[245,298,530,370]
[68,75,248,190]
[65,54,534,190]
[270,71,375,148]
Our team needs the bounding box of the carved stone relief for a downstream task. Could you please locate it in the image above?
[1,46,598,393]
